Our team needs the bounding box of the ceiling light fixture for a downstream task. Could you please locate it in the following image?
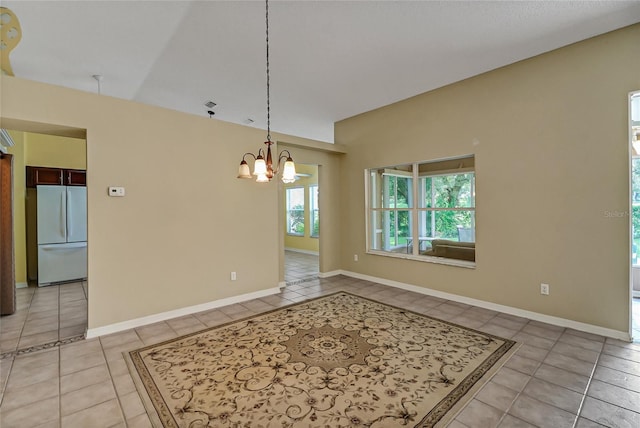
[237,0,296,183]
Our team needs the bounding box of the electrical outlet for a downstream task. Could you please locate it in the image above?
[231,272,237,281]
[354,254,358,262]
[540,283,550,295]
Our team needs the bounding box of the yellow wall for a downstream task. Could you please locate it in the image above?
[6,131,26,285]
[1,76,340,331]
[25,132,86,169]
[7,131,87,283]
[284,164,319,254]
[335,24,640,334]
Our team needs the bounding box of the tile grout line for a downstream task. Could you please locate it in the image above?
[57,345,62,427]
[570,346,603,428]
[484,321,534,427]
[99,336,131,428]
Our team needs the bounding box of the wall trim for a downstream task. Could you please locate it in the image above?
[15,282,28,289]
[318,270,342,278]
[633,290,640,298]
[86,286,281,339]
[284,247,319,256]
[327,270,631,341]
[278,281,287,289]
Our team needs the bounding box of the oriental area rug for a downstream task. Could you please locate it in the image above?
[127,292,516,428]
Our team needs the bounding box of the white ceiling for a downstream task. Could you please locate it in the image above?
[4,1,640,143]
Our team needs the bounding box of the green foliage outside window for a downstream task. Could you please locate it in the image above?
[289,204,305,235]
[426,174,474,239]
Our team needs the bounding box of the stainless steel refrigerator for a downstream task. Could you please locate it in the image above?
[35,185,87,286]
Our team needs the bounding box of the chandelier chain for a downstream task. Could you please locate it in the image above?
[265,0,271,142]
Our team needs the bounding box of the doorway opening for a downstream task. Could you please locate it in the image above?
[630,91,640,342]
[0,129,88,356]
[284,163,319,284]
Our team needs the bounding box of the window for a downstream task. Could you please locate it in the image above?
[367,156,475,264]
[310,185,319,238]
[286,187,305,236]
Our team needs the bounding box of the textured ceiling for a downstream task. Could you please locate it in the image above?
[4,1,640,143]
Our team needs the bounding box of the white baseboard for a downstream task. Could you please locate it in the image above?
[86,286,281,339]
[284,247,319,256]
[334,270,631,342]
[278,281,287,289]
[633,290,640,298]
[318,270,342,278]
[15,282,28,289]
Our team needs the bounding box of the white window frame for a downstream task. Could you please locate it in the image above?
[365,156,476,268]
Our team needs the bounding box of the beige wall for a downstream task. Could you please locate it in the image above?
[3,24,637,335]
[6,131,26,284]
[335,24,640,333]
[284,164,319,253]
[1,76,338,330]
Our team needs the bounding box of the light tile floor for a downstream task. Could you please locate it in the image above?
[0,282,87,355]
[1,277,639,427]
[284,250,319,282]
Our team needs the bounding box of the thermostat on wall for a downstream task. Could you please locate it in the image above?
[108,186,125,197]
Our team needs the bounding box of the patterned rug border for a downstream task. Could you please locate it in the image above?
[125,291,518,428]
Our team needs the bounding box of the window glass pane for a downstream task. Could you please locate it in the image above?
[370,210,412,254]
[416,210,435,253]
[369,165,413,209]
[419,174,474,208]
[417,210,475,241]
[419,176,433,209]
[432,173,475,208]
[286,187,305,235]
[310,185,319,238]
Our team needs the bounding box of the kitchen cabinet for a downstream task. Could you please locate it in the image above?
[64,169,86,186]
[26,166,86,187]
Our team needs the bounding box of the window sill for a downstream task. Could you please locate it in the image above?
[366,249,476,269]
[287,233,304,237]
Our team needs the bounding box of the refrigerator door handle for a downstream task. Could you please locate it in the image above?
[60,191,67,238]
[66,188,72,238]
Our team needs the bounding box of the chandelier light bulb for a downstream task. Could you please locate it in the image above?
[253,157,267,176]
[281,158,296,183]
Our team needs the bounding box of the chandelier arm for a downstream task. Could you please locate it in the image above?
[273,150,294,174]
[276,151,290,167]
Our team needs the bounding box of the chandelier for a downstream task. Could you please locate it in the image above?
[237,0,296,183]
